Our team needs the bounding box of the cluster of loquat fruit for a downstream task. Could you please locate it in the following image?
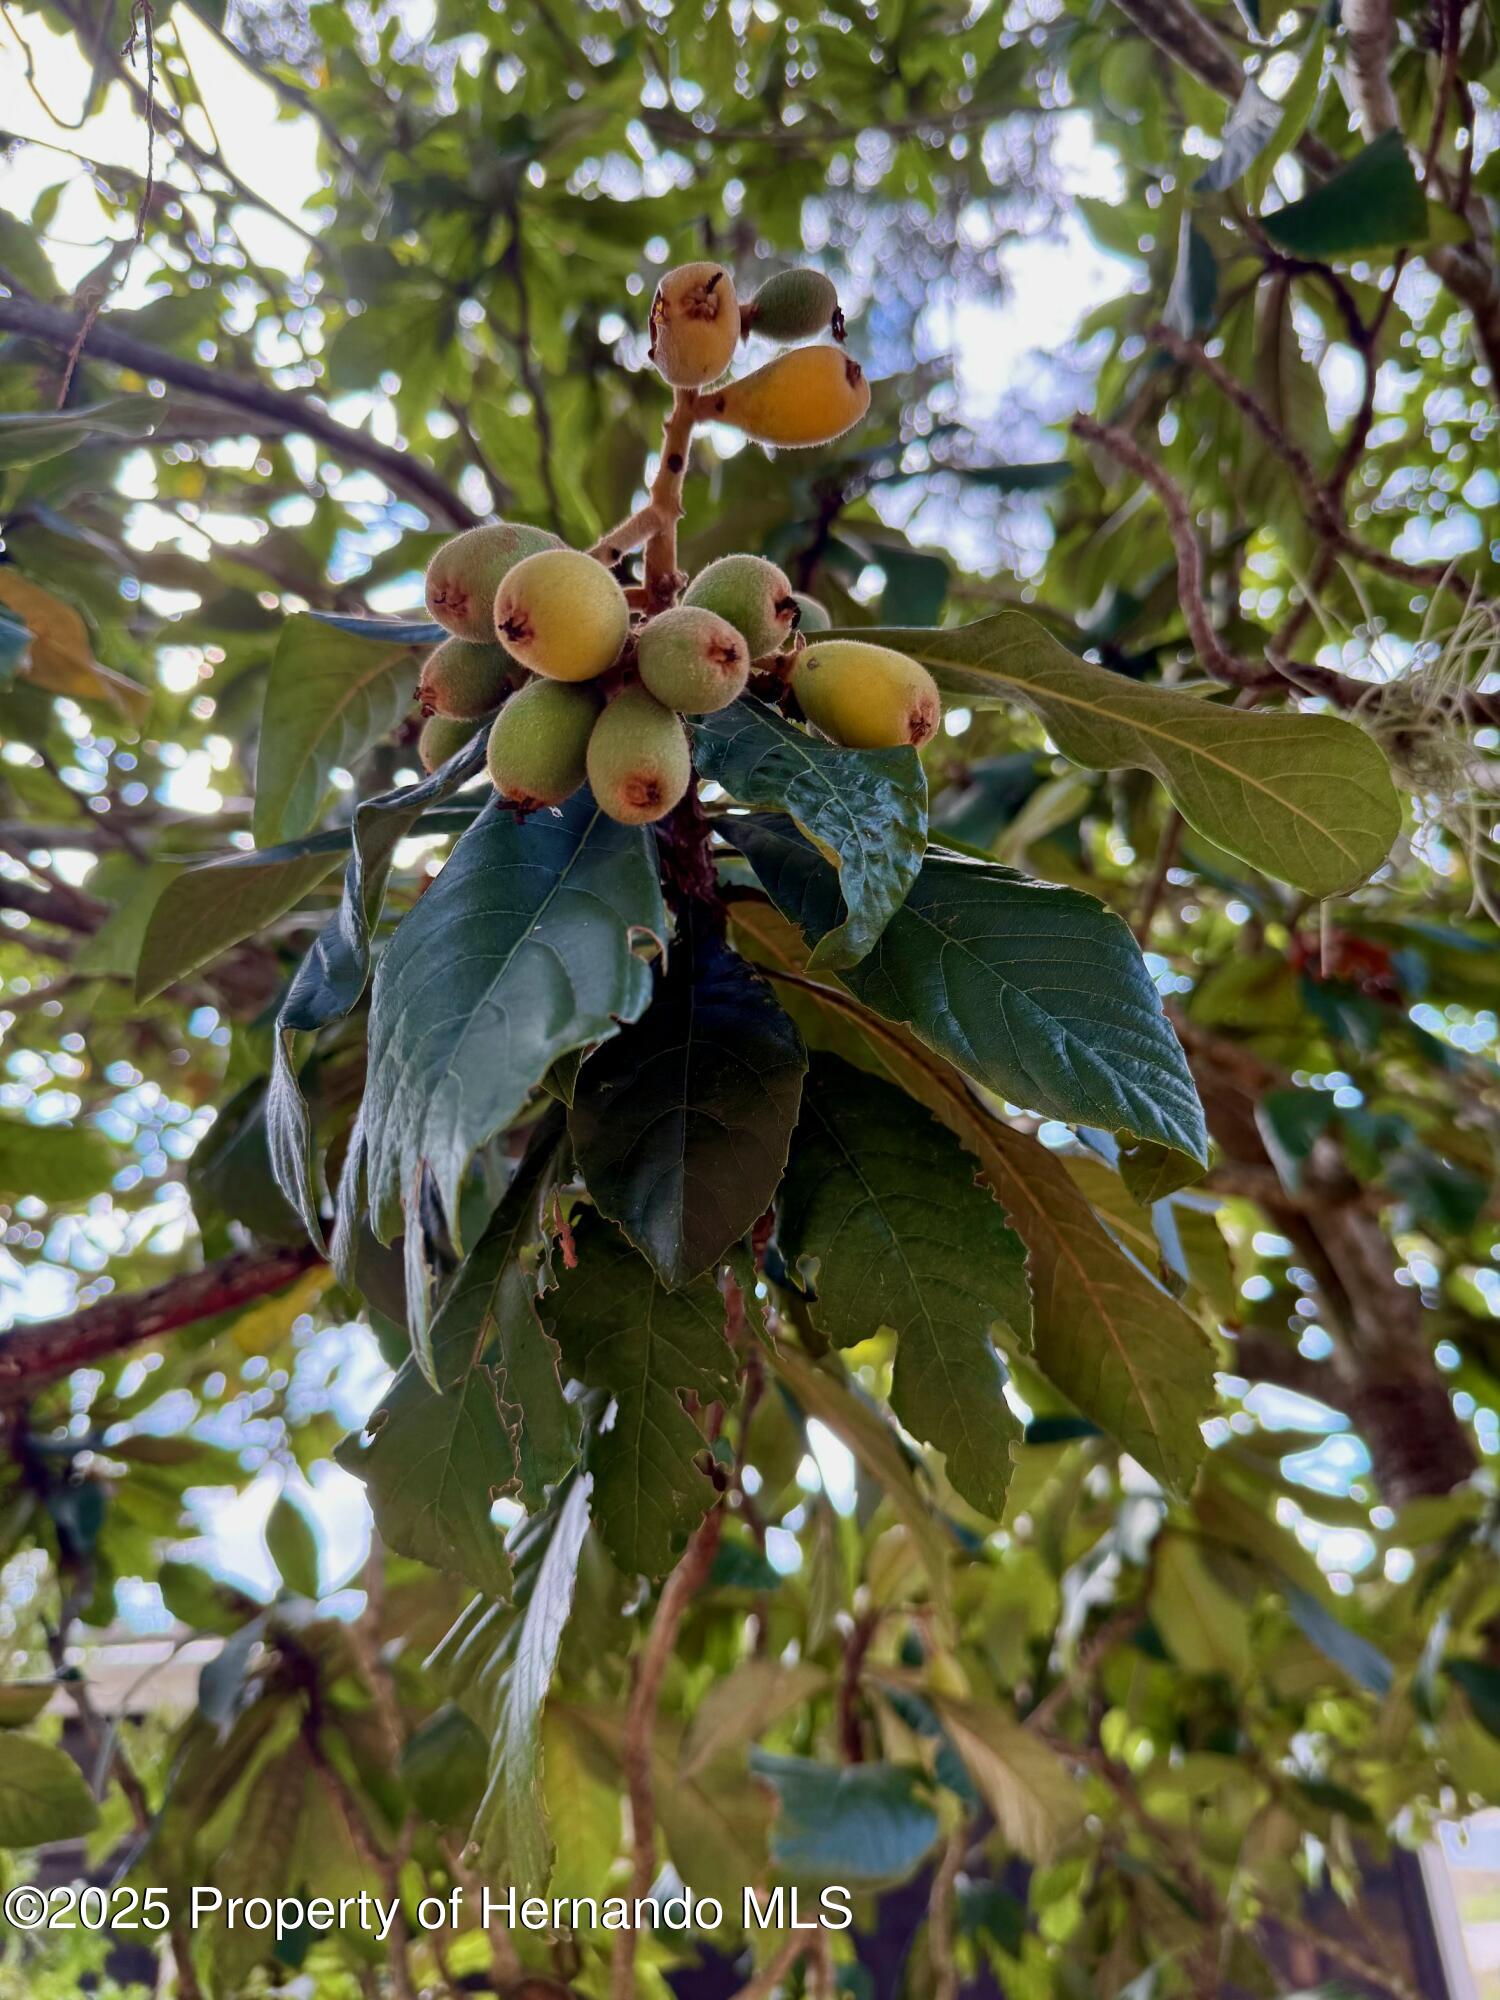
[412,260,942,824]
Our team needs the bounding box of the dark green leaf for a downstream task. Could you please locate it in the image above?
[543,1221,733,1577]
[570,919,806,1287]
[776,1056,1030,1516]
[361,791,665,1254]
[266,731,488,1245]
[400,1703,488,1825]
[422,1114,578,1499]
[1164,216,1217,337]
[1262,131,1427,258]
[335,1360,516,1599]
[750,1752,939,1885]
[1450,1659,1500,1739]
[723,816,1207,1161]
[1254,1087,1336,1194]
[692,695,927,970]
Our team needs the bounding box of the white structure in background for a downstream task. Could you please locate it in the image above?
[1424,1816,1500,2000]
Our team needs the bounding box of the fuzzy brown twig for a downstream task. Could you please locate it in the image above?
[610,1505,725,2000]
[0,297,476,527]
[0,1244,324,1402]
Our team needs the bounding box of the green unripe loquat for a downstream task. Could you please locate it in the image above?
[791,592,831,636]
[649,262,740,389]
[417,713,478,774]
[494,549,629,683]
[682,554,798,661]
[486,677,601,810]
[586,685,692,825]
[418,638,516,720]
[697,345,870,449]
[424,522,562,642]
[636,606,750,714]
[792,639,942,750]
[745,268,843,345]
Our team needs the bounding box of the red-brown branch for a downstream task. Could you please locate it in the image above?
[0,1243,324,1401]
[611,1504,724,2000]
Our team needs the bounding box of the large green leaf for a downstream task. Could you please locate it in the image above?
[729,909,1213,1495]
[0,1733,100,1847]
[908,1057,1214,1495]
[776,1056,1030,1517]
[1262,130,1426,258]
[432,1473,592,1884]
[335,1357,515,1600]
[252,611,428,845]
[569,918,806,1288]
[266,734,488,1246]
[135,831,348,1003]
[749,1753,940,1885]
[691,695,927,968]
[722,816,1206,1162]
[543,1220,733,1577]
[361,791,665,1249]
[833,615,1399,896]
[422,1115,579,1500]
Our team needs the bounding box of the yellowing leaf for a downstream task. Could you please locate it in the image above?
[231,1266,331,1354]
[0,572,150,724]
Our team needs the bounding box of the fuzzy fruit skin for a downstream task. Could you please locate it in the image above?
[649,262,740,388]
[424,522,562,642]
[586,685,692,825]
[698,345,870,449]
[418,638,516,719]
[682,554,797,660]
[494,549,629,683]
[792,639,942,749]
[636,605,750,714]
[791,592,831,636]
[486,677,600,809]
[417,713,478,774]
[747,268,841,344]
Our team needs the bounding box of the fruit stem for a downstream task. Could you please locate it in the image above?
[641,388,697,612]
[656,781,725,931]
[586,501,664,567]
